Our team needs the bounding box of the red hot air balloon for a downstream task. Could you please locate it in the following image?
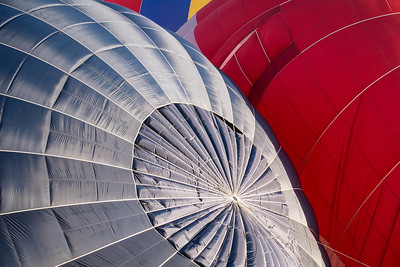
[178,0,400,266]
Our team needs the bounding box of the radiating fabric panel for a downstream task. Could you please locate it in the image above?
[134,103,328,266]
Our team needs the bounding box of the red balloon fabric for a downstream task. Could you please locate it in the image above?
[178,0,400,266]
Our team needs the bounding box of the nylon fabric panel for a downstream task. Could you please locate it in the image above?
[1,210,71,267]
[8,56,68,107]
[233,33,269,84]
[280,0,324,50]
[331,24,392,88]
[53,201,151,258]
[52,76,141,143]
[70,53,157,121]
[0,98,51,153]
[63,229,190,267]
[62,24,123,53]
[46,157,136,205]
[300,38,362,112]
[29,5,96,29]
[276,55,337,140]
[257,13,292,62]
[0,46,27,94]
[0,153,49,213]
[0,13,57,52]
[0,4,21,25]
[366,16,400,69]
[45,112,133,169]
[30,31,93,74]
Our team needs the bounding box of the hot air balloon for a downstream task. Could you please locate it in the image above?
[0,0,328,266]
[178,0,400,266]
[104,0,211,31]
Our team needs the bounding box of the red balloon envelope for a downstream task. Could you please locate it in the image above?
[178,0,400,266]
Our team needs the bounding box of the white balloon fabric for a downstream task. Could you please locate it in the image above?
[0,0,329,266]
